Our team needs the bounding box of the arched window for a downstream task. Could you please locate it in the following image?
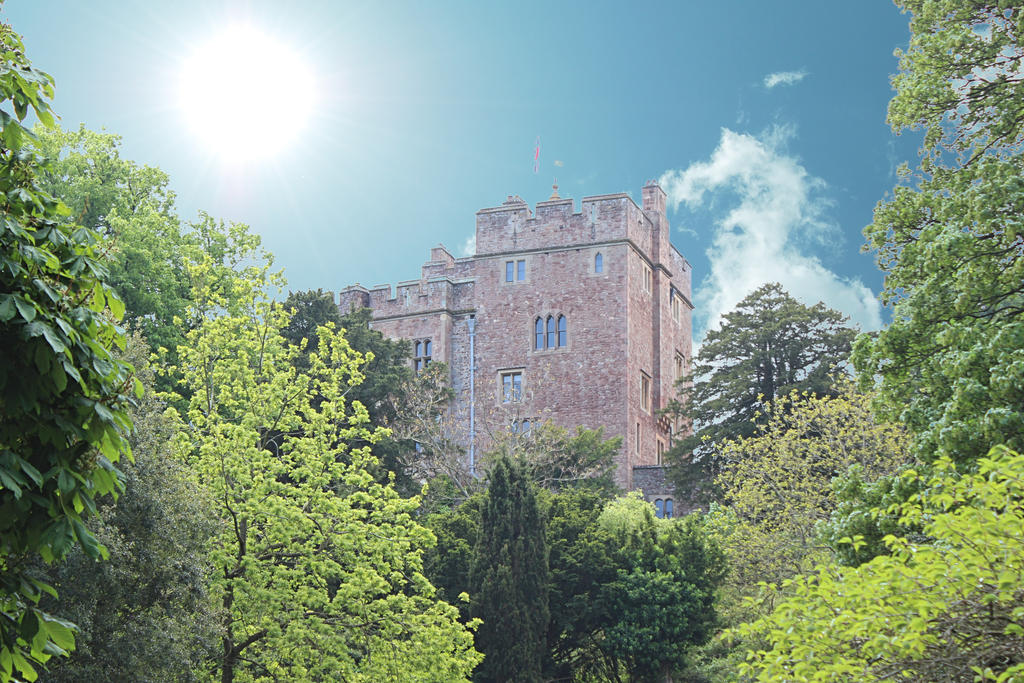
[654,499,664,518]
[595,252,603,273]
[535,318,544,350]
[557,315,567,347]
[546,316,555,349]
[664,498,674,519]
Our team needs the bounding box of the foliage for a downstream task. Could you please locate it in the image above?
[592,494,726,683]
[715,383,910,599]
[854,0,1024,466]
[31,125,189,363]
[280,288,344,369]
[735,447,1024,682]
[666,283,854,498]
[37,334,218,682]
[169,226,480,682]
[470,456,549,682]
[0,22,136,681]
[487,422,621,496]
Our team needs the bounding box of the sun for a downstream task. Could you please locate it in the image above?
[178,25,316,162]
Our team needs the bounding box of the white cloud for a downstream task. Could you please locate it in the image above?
[764,69,808,88]
[659,127,882,338]
[460,232,476,257]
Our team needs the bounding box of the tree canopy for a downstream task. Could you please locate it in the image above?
[854,0,1024,467]
[470,456,549,682]
[169,224,480,682]
[666,282,854,497]
[0,23,136,681]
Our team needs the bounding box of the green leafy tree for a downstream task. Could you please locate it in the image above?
[735,447,1024,682]
[666,283,854,498]
[470,456,549,682]
[0,22,136,681]
[170,226,480,682]
[854,0,1024,467]
[37,335,218,682]
[31,125,189,362]
[592,494,726,682]
[715,383,910,599]
[487,422,622,496]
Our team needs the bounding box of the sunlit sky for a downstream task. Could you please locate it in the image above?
[5,1,918,336]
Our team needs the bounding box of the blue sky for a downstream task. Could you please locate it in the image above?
[5,1,918,336]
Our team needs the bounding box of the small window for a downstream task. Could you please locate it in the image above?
[511,418,533,435]
[595,252,603,273]
[505,261,514,282]
[635,422,641,454]
[655,499,664,518]
[641,373,651,413]
[546,316,555,349]
[557,315,567,347]
[501,371,523,403]
[664,499,674,519]
[414,339,432,372]
[642,264,652,293]
[517,259,526,281]
[671,288,681,322]
[657,439,665,465]
[675,352,685,382]
[535,318,544,350]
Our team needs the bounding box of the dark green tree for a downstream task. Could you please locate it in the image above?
[37,335,218,682]
[0,22,135,681]
[548,493,726,682]
[666,283,854,498]
[470,456,549,682]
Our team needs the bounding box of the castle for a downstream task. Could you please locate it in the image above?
[338,181,690,507]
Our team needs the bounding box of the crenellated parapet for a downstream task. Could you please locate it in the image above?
[338,274,475,320]
[474,190,661,259]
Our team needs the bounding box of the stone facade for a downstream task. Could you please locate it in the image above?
[338,181,692,493]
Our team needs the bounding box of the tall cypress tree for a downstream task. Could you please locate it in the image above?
[470,457,549,682]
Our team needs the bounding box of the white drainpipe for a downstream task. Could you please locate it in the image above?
[467,315,477,476]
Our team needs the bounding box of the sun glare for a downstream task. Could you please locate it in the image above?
[179,25,316,162]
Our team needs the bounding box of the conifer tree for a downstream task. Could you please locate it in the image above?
[470,456,549,682]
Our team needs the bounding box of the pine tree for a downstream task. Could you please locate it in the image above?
[470,457,549,682]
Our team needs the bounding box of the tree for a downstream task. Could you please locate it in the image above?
[169,226,480,682]
[486,423,621,496]
[37,334,218,682]
[470,456,549,682]
[714,383,910,599]
[853,0,1024,467]
[666,283,854,496]
[31,125,190,363]
[735,447,1024,683]
[0,22,136,681]
[591,494,726,682]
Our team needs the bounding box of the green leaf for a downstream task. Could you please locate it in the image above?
[15,296,36,322]
[0,294,14,321]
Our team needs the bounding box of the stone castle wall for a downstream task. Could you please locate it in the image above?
[337,182,692,491]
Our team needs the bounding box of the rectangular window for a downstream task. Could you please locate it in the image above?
[501,371,523,403]
[657,439,665,465]
[641,373,651,413]
[675,352,685,382]
[635,422,641,454]
[642,264,652,294]
[414,339,431,372]
[505,261,514,282]
[671,289,681,322]
[516,259,526,281]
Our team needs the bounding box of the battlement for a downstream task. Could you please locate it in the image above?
[474,184,665,259]
[338,275,475,320]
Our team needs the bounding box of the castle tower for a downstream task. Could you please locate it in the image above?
[338,182,692,493]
